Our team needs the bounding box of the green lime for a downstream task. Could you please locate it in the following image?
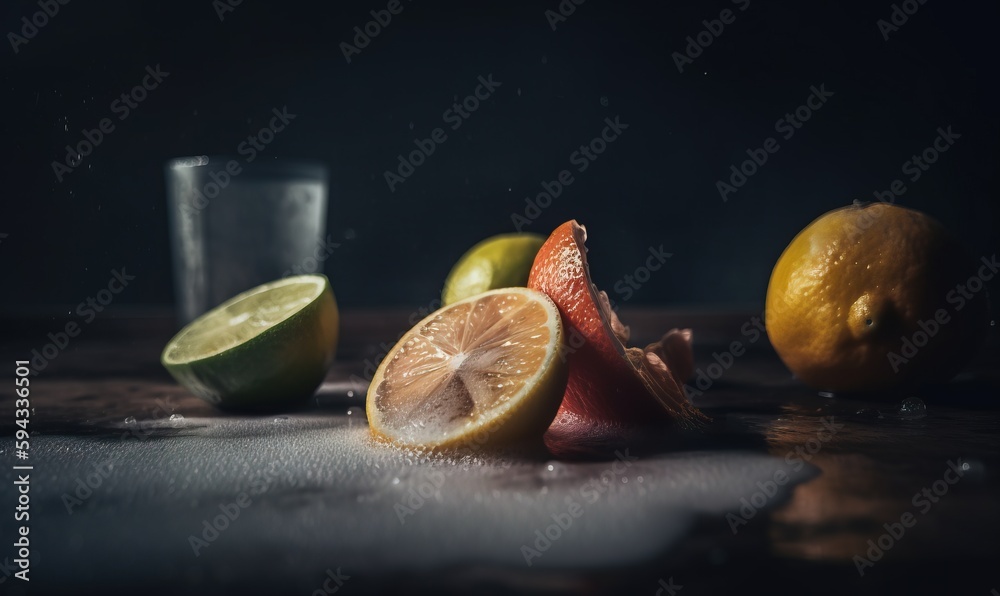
[161,275,339,410]
[442,233,546,305]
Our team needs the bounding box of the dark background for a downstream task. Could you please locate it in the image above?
[2,0,997,312]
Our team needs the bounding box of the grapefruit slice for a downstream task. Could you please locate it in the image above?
[367,288,568,450]
[527,220,703,425]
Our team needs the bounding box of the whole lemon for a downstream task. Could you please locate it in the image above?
[765,202,990,393]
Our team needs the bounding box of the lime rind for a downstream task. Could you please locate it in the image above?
[161,274,339,410]
[442,233,546,305]
[163,275,326,364]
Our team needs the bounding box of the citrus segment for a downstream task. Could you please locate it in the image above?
[368,288,567,449]
[528,220,703,425]
[161,274,339,410]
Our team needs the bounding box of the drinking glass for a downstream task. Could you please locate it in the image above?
[165,156,328,325]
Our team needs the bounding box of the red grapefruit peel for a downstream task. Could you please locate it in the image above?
[527,220,705,428]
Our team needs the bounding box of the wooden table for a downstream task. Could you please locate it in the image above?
[2,309,997,595]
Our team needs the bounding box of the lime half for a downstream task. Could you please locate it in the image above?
[161,275,339,410]
[442,233,546,305]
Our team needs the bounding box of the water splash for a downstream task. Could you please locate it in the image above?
[898,397,927,420]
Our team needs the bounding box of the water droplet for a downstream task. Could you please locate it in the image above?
[346,406,365,428]
[543,461,568,478]
[124,416,136,425]
[347,390,355,398]
[392,477,400,485]
[898,397,926,419]
[169,414,184,421]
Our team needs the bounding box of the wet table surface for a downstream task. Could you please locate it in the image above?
[1,309,998,595]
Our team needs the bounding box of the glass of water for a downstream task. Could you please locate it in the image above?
[165,156,328,325]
